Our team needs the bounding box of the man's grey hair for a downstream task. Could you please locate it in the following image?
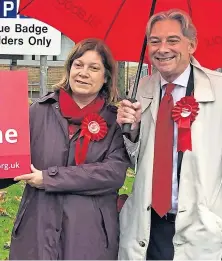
[146,9,197,42]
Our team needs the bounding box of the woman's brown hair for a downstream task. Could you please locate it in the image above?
[54,38,118,103]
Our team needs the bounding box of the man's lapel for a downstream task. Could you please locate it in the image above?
[139,72,161,123]
[193,68,215,102]
[191,56,215,102]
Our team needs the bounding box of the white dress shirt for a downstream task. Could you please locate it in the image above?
[160,65,191,214]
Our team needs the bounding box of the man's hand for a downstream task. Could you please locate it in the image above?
[14,164,44,189]
[117,99,142,130]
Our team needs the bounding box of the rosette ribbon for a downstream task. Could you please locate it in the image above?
[75,113,108,165]
[172,96,199,152]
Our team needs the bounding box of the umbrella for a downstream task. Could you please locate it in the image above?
[18,0,222,87]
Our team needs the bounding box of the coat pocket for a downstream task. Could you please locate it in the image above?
[99,207,109,248]
[99,205,119,251]
[12,196,33,237]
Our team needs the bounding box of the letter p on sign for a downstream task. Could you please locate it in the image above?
[0,0,17,18]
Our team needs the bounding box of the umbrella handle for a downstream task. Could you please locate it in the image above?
[121,98,137,134]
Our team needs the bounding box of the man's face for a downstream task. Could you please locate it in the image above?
[148,19,197,82]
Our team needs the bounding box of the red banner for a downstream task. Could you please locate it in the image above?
[0,71,30,178]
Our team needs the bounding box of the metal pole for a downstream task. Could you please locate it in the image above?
[117,61,126,99]
[130,0,157,100]
[126,61,129,96]
[40,55,48,97]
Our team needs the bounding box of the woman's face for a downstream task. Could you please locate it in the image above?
[69,50,107,99]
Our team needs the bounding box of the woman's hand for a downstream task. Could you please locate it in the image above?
[14,164,44,189]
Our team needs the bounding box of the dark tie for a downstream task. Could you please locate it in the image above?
[152,83,175,217]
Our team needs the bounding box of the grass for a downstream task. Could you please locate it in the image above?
[0,170,134,259]
[0,182,24,260]
[119,168,135,195]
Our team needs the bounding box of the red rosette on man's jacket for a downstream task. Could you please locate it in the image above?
[172,96,199,152]
[75,113,108,165]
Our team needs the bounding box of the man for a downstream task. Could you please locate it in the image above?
[117,9,222,260]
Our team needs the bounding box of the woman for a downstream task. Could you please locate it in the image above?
[2,38,129,260]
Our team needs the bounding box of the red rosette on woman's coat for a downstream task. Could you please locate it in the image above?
[172,96,199,152]
[75,113,108,165]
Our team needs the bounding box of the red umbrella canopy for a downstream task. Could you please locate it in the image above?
[19,0,222,69]
[151,0,222,69]
[18,0,152,62]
